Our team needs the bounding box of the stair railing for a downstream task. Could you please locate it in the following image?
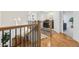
[0,21,41,47]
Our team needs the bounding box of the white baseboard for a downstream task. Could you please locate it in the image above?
[75,39,79,43]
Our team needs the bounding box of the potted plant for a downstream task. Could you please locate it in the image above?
[1,32,10,47]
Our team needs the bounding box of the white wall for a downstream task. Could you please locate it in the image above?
[27,11,61,33]
[0,12,2,46]
[63,12,73,37]
[1,11,29,26]
[73,11,79,41]
[37,11,61,33]
[52,11,61,33]
[0,11,1,25]
[59,11,64,33]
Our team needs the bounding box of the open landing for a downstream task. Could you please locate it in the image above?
[13,33,79,47]
[12,30,79,47]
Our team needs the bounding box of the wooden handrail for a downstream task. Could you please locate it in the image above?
[0,21,41,47]
[0,24,37,31]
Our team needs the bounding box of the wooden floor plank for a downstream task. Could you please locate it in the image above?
[12,30,79,47]
[40,33,79,47]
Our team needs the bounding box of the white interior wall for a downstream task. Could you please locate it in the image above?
[35,11,61,33]
[1,11,29,26]
[28,11,61,33]
[63,12,73,37]
[28,11,38,21]
[38,11,48,28]
[59,11,64,33]
[51,11,60,33]
[0,12,2,46]
[0,11,62,33]
[0,11,1,25]
[73,11,79,42]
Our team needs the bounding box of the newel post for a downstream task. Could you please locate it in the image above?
[37,20,41,47]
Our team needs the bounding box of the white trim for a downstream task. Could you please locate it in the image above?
[74,39,79,43]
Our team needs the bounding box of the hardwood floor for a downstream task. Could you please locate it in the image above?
[40,33,79,47]
[12,36,31,47]
[12,32,79,47]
